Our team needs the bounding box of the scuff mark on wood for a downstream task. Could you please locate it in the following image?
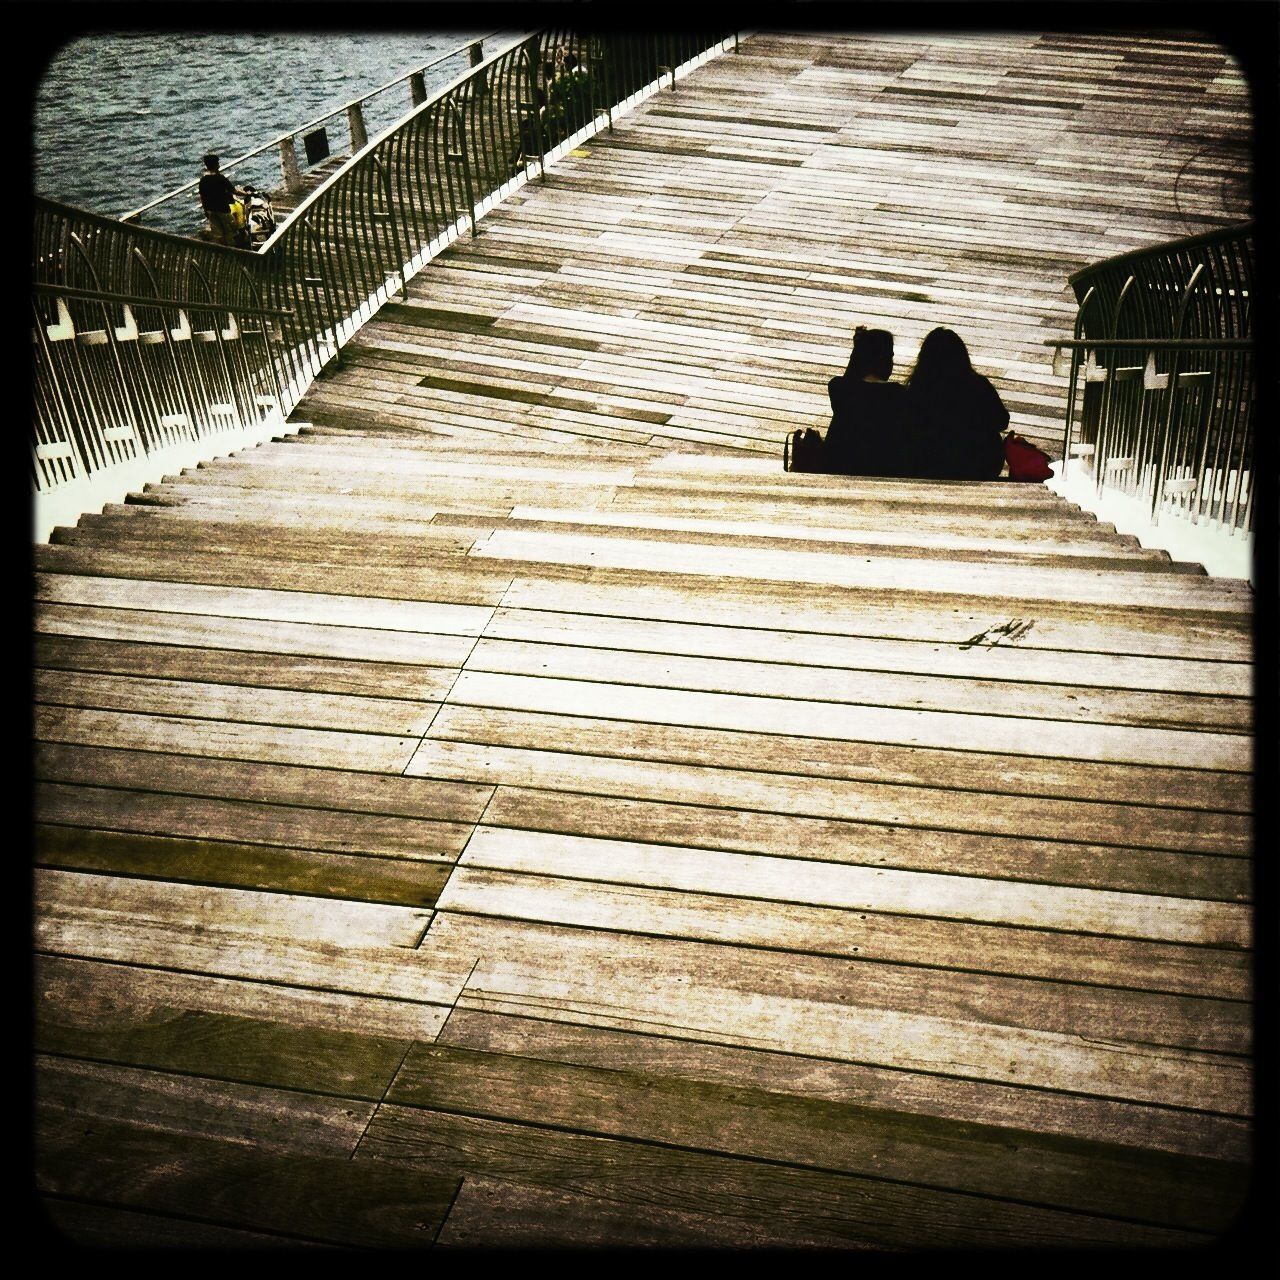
[959,618,1037,649]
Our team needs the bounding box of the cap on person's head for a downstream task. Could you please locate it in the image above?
[203,154,219,170]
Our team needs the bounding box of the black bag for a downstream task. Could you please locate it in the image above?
[784,428,826,473]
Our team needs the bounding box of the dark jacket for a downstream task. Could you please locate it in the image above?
[824,376,912,476]
[906,373,1008,480]
[199,171,236,214]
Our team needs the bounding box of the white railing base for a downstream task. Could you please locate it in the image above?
[34,414,306,543]
[1047,462,1254,585]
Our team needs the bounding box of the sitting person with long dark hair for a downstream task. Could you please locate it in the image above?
[824,326,911,476]
[905,327,1008,480]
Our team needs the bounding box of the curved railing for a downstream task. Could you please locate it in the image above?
[1050,223,1254,535]
[31,30,737,537]
[119,33,520,236]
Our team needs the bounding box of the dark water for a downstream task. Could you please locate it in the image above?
[33,31,498,223]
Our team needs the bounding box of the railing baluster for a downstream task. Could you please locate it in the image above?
[1050,224,1253,539]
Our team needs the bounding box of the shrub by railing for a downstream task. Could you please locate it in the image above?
[31,30,738,539]
[1050,223,1254,535]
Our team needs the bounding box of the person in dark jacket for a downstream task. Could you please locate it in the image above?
[824,326,911,475]
[198,154,245,247]
[904,327,1008,480]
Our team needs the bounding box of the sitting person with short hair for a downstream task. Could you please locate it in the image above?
[824,326,912,476]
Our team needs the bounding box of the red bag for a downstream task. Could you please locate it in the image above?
[1003,432,1053,482]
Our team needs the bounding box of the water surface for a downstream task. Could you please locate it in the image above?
[34,31,494,223]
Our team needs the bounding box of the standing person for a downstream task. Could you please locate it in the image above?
[824,326,911,476]
[198,154,243,247]
[905,327,1008,480]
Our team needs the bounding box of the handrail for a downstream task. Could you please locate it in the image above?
[1068,221,1255,288]
[1047,338,1253,350]
[31,29,738,539]
[1054,223,1254,538]
[255,31,530,254]
[36,195,258,255]
[118,31,524,227]
[33,281,293,319]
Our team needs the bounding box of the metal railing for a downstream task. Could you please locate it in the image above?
[119,32,521,236]
[1050,223,1254,535]
[31,30,738,537]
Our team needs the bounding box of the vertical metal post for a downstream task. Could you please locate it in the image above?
[347,102,368,153]
[604,35,614,131]
[279,135,303,193]
[1150,350,1184,526]
[469,40,487,95]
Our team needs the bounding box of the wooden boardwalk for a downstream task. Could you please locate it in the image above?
[34,31,1253,1249]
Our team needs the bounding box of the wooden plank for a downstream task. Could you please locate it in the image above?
[36,868,431,950]
[35,781,471,863]
[34,572,492,634]
[434,1173,856,1248]
[484,604,1252,697]
[438,1008,1250,1162]
[39,1198,324,1249]
[471,529,1251,613]
[341,509,1204,576]
[429,671,1251,770]
[413,721,1250,854]
[439,863,1246,999]
[483,786,1252,901]
[462,636,1250,731]
[505,501,1168,558]
[127,480,620,521]
[434,704,1251,815]
[34,668,441,737]
[34,741,494,822]
[37,952,449,1042]
[427,914,1251,1112]
[195,452,642,489]
[35,705,421,774]
[37,1065,460,1248]
[384,1043,1246,1231]
[37,1054,373,1155]
[36,954,416,1099]
[34,632,461,702]
[456,825,1249,947]
[36,541,517,607]
[438,864,1249,1046]
[37,907,480,1008]
[498,575,1252,662]
[36,825,452,908]
[357,1105,1204,1248]
[35,603,479,668]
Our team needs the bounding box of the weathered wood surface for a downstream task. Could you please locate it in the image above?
[33,30,1252,1250]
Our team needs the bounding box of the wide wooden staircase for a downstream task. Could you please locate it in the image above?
[33,28,1252,1250]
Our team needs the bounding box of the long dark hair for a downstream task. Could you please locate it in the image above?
[845,326,893,381]
[908,327,974,393]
